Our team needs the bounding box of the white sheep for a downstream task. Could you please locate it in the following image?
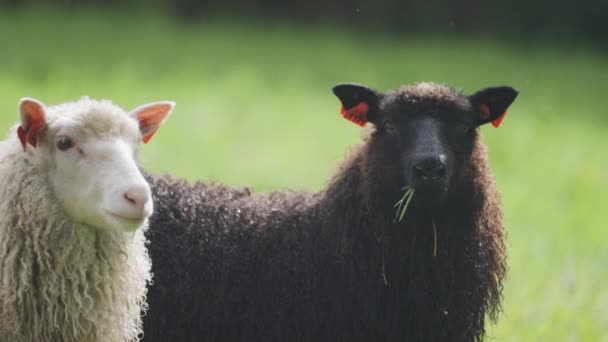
[0,97,174,342]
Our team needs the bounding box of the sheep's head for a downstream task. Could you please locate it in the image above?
[16,97,174,232]
[333,82,518,209]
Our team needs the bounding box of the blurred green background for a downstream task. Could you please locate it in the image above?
[0,3,606,341]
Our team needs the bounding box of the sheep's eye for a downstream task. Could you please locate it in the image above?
[56,136,74,151]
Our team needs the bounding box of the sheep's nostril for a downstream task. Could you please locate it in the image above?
[124,187,149,212]
[412,157,447,182]
[124,193,137,205]
[413,165,427,179]
[434,163,446,178]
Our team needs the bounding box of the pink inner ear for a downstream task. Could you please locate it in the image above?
[141,128,159,144]
[138,105,171,127]
[22,101,45,124]
[18,101,46,151]
[136,104,172,143]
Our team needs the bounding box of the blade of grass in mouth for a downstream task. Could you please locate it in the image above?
[394,186,415,223]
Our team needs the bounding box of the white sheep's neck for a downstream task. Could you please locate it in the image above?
[0,137,151,342]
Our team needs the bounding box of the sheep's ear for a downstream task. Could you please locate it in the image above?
[129,101,175,144]
[469,86,519,128]
[332,83,382,127]
[18,97,47,151]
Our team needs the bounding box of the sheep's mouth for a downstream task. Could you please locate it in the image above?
[105,211,147,225]
[410,188,448,209]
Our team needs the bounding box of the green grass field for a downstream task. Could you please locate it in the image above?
[1,9,606,341]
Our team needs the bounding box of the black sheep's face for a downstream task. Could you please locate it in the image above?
[333,82,518,209]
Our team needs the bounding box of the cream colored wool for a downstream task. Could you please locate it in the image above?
[0,100,152,342]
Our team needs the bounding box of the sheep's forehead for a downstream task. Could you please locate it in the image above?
[384,82,471,113]
[45,99,140,141]
[398,82,460,101]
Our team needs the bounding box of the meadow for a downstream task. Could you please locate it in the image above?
[0,9,606,341]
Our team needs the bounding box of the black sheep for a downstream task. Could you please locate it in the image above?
[143,82,518,342]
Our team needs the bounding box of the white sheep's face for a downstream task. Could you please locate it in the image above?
[17,97,174,232]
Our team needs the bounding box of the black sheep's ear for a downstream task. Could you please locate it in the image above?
[469,86,519,128]
[332,83,382,127]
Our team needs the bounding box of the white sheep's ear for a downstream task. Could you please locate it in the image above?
[129,101,175,144]
[18,97,47,151]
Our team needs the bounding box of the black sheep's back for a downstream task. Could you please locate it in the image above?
[143,174,327,342]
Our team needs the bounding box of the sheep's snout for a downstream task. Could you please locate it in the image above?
[411,155,446,183]
[104,181,153,230]
[123,186,150,212]
[123,185,152,217]
[407,154,450,208]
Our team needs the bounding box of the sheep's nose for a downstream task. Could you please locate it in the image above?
[124,186,150,213]
[412,156,446,182]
